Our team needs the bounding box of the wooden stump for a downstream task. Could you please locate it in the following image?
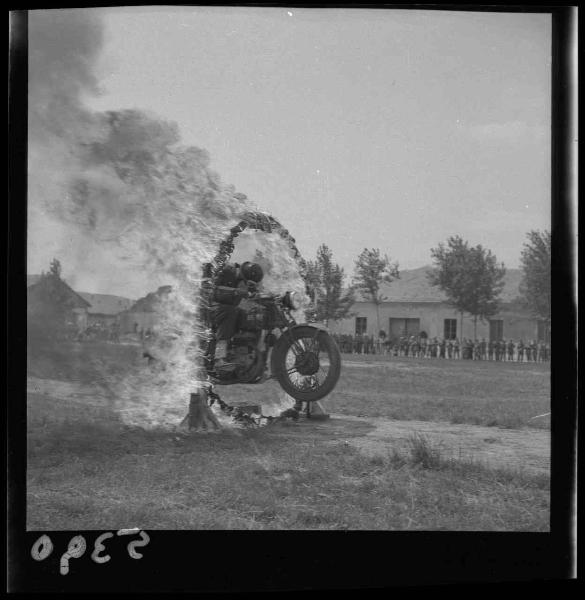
[181,389,222,431]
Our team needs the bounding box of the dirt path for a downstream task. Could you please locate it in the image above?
[27,376,550,476]
[333,414,550,475]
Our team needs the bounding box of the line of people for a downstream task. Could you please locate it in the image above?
[75,321,120,342]
[331,333,550,362]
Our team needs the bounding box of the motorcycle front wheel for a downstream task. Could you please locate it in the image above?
[272,326,341,402]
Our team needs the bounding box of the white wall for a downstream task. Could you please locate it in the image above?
[329,301,540,341]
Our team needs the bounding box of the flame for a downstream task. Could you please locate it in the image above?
[260,391,297,418]
[28,10,309,429]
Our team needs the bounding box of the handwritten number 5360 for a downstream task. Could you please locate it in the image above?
[31,530,150,575]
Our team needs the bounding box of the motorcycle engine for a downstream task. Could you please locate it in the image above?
[230,332,258,370]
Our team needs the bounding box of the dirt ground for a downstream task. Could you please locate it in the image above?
[27,375,550,476]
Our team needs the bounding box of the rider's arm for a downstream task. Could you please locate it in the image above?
[213,285,249,304]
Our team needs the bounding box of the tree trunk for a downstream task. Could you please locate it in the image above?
[376,303,380,337]
[473,315,477,340]
[181,389,222,431]
[460,311,463,340]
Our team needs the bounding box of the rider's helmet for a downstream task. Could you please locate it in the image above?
[240,262,264,283]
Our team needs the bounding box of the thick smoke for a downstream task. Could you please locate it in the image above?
[28,9,307,428]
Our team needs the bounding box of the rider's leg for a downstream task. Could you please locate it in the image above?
[215,339,229,359]
[213,304,242,366]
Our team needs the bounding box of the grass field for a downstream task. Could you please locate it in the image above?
[332,353,551,430]
[27,340,550,531]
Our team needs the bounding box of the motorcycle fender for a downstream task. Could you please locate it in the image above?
[293,322,330,332]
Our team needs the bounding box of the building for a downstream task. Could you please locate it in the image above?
[78,293,134,327]
[27,274,91,334]
[119,285,173,334]
[329,267,549,343]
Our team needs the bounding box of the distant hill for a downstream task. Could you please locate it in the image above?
[355,266,523,303]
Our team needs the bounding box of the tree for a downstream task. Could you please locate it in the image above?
[48,258,62,279]
[306,245,354,326]
[352,248,399,335]
[519,230,551,324]
[28,259,75,340]
[427,236,506,339]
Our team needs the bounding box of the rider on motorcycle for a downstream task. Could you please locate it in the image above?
[211,261,264,369]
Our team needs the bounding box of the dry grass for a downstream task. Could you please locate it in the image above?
[27,340,550,531]
[330,354,550,430]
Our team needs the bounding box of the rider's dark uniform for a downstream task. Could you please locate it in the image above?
[209,262,264,342]
[210,263,248,341]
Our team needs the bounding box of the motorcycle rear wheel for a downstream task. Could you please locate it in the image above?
[272,326,341,402]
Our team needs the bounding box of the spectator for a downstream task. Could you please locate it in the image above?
[411,336,420,358]
[493,339,500,361]
[517,340,524,362]
[446,339,453,359]
[488,339,495,361]
[499,339,507,361]
[530,340,538,362]
[473,339,480,360]
[355,333,363,355]
[465,338,474,360]
[507,339,515,361]
[420,336,428,358]
[480,338,487,361]
[377,331,386,354]
[453,337,460,359]
[439,337,446,359]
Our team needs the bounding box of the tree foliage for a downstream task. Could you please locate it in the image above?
[428,236,506,331]
[519,230,551,321]
[352,248,399,334]
[29,259,78,341]
[49,258,62,279]
[352,248,399,305]
[306,244,354,324]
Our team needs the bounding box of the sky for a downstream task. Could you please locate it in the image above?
[31,7,552,293]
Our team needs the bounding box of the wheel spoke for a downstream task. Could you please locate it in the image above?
[309,374,320,388]
[291,376,305,390]
[289,343,303,357]
[303,337,319,354]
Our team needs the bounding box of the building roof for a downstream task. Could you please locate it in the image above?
[78,292,134,315]
[126,285,173,313]
[354,266,523,304]
[27,275,43,287]
[27,275,92,309]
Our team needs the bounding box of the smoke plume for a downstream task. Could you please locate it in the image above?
[28,9,308,428]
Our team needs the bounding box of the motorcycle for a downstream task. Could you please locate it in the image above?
[202,290,342,403]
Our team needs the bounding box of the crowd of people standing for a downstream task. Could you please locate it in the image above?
[74,321,120,342]
[331,332,550,363]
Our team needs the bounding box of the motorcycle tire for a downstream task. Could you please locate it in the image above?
[272,325,341,402]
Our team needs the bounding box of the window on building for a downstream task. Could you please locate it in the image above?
[537,320,550,343]
[489,319,504,341]
[355,317,367,335]
[443,319,457,340]
[389,318,420,338]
